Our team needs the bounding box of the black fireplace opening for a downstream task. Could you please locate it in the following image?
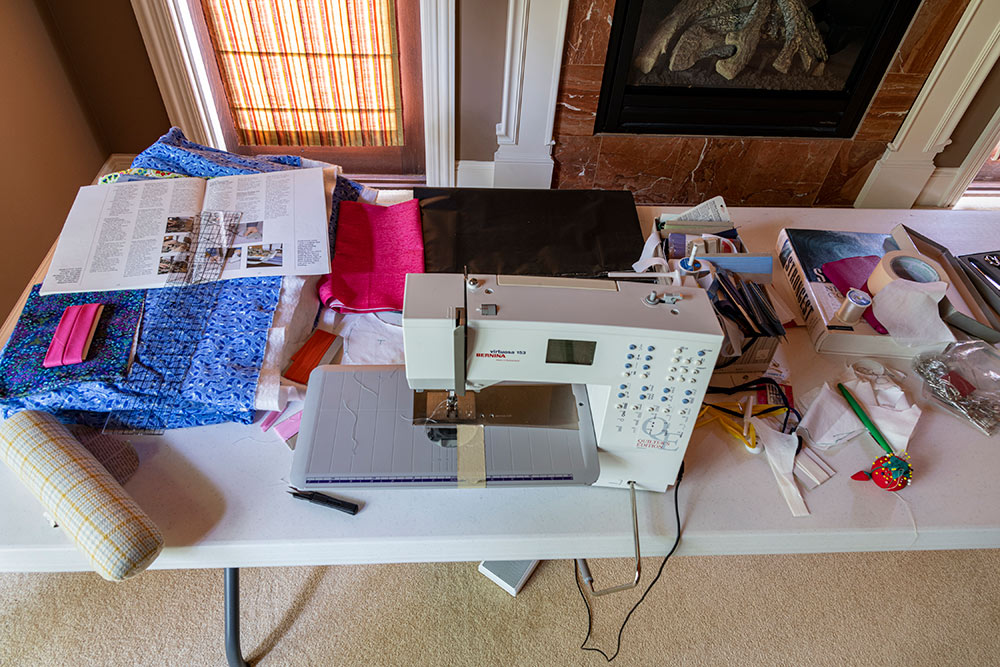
[595,0,922,138]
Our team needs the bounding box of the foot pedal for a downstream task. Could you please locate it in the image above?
[478,560,539,596]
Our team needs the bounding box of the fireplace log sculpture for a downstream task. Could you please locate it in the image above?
[635,0,828,81]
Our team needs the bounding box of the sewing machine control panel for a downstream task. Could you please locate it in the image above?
[603,341,716,451]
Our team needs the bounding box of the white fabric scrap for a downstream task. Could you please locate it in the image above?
[752,417,809,517]
[254,275,321,410]
[872,280,955,347]
[342,313,405,365]
[841,377,920,455]
[797,362,922,455]
[632,228,668,273]
[797,382,865,449]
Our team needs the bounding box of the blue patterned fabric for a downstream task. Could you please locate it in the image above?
[131,127,303,176]
[2,128,366,429]
[1,278,281,428]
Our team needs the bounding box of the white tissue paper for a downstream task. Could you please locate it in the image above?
[797,382,865,449]
[752,417,809,517]
[872,280,955,347]
[797,361,921,454]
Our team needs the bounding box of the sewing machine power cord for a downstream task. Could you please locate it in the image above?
[574,463,684,663]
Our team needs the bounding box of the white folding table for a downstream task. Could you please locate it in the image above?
[2,207,999,666]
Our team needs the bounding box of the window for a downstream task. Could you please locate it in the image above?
[190,0,424,180]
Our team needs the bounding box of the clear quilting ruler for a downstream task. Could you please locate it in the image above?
[102,211,240,434]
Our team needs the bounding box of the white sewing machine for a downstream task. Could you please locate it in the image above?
[402,274,724,491]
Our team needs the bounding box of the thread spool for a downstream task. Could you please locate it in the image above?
[866,251,946,295]
[835,288,872,325]
[678,244,703,275]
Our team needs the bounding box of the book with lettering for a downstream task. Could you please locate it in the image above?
[775,228,929,357]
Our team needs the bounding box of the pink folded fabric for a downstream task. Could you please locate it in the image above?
[43,303,104,368]
[821,256,888,334]
[320,199,424,313]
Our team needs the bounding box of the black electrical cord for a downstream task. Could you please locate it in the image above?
[575,464,684,662]
[706,377,801,433]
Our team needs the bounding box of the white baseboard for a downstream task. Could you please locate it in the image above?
[916,167,962,207]
[493,155,553,188]
[456,160,496,187]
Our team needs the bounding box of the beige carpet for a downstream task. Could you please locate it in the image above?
[2,549,999,666]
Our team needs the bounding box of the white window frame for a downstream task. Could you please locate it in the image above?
[130,0,456,186]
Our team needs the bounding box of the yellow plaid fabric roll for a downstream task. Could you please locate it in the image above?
[0,411,163,581]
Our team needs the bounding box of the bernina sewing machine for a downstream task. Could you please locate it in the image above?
[401,273,723,492]
[290,273,722,493]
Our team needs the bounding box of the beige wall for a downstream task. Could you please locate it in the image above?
[0,0,104,315]
[39,0,170,154]
[935,58,1000,169]
[457,0,507,162]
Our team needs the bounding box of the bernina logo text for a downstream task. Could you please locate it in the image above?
[475,348,525,359]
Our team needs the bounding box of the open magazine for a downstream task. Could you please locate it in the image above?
[41,168,330,295]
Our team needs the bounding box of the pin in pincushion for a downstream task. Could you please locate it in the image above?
[851,452,913,492]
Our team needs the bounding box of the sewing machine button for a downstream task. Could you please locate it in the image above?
[641,386,649,391]
[624,363,633,369]
[647,346,655,351]
[666,376,675,382]
[674,348,683,354]
[617,392,626,398]
[680,409,689,415]
[662,387,670,393]
[640,373,649,379]
[685,390,693,395]
[682,399,690,404]
[695,360,704,366]
[672,357,681,363]
[644,355,653,361]
[698,350,706,356]
[639,394,648,400]
[631,405,640,411]
[692,369,700,375]
[660,396,668,402]
[690,378,698,384]
[685,358,693,365]
[629,344,637,350]
[627,353,635,359]
[619,384,627,389]
[669,367,677,372]
[621,372,629,378]
[616,403,625,410]
[642,364,650,370]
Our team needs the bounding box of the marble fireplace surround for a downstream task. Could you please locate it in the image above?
[552,0,972,206]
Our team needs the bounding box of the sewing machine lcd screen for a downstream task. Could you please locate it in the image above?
[545,339,596,365]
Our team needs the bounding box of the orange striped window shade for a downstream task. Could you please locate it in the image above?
[200,0,404,148]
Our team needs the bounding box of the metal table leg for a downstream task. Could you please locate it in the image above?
[225,567,250,667]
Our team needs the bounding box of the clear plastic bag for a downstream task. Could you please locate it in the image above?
[913,341,1000,436]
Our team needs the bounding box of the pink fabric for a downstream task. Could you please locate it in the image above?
[259,407,287,432]
[273,410,303,441]
[320,199,423,313]
[821,256,888,334]
[43,303,102,368]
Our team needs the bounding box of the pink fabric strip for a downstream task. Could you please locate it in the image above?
[43,304,102,368]
[43,306,81,368]
[273,410,304,441]
[259,407,287,432]
[62,303,102,365]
